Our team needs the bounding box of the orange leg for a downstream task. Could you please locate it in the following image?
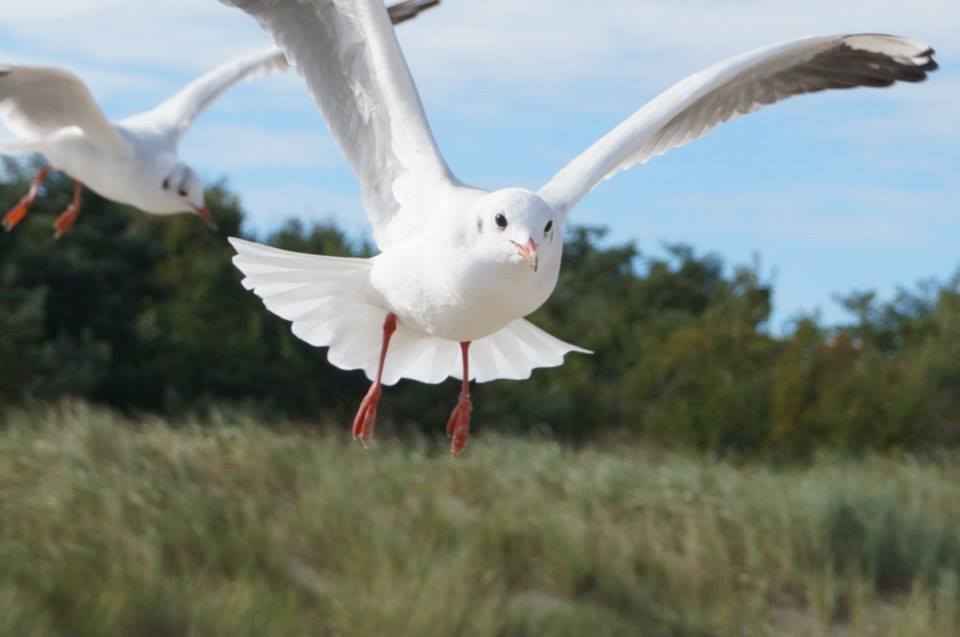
[352,313,398,446]
[2,166,52,232]
[53,181,84,239]
[446,341,473,455]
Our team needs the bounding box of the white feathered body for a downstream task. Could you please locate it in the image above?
[371,188,562,342]
[39,123,186,214]
[230,184,578,386]
[373,244,558,343]
[231,231,583,386]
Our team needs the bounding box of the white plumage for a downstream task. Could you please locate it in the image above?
[0,65,129,156]
[220,0,936,453]
[224,0,457,250]
[537,34,937,215]
[0,0,439,237]
[0,48,290,234]
[231,237,588,385]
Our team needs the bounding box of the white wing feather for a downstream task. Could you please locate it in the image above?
[538,34,937,215]
[0,65,129,156]
[219,0,458,249]
[0,137,45,155]
[128,48,289,140]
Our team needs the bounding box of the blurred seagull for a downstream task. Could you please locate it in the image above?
[221,0,937,454]
[0,0,440,238]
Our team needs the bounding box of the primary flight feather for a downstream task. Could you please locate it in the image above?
[220,0,936,454]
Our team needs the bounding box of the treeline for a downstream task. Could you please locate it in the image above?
[1,164,958,456]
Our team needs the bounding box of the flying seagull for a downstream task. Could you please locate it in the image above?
[0,0,440,238]
[221,0,937,454]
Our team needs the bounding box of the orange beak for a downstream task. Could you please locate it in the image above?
[193,205,218,230]
[513,238,538,271]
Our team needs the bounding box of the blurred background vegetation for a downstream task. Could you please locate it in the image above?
[1,159,958,459]
[2,403,959,637]
[2,161,960,636]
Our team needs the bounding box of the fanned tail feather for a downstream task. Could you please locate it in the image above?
[467,320,591,383]
[229,238,590,385]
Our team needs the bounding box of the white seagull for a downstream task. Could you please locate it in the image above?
[221,0,937,454]
[0,0,440,237]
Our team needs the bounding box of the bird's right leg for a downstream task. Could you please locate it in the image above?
[352,312,398,446]
[53,181,84,239]
[446,341,473,455]
[2,166,52,232]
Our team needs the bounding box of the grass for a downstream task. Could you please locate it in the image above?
[0,402,958,637]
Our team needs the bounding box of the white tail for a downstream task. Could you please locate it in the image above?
[230,238,590,385]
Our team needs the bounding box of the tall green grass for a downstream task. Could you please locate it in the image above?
[1,402,958,637]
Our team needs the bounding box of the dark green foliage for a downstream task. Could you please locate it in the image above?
[0,170,957,456]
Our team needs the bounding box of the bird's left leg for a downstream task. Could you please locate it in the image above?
[2,166,52,232]
[352,312,398,446]
[53,181,84,239]
[446,341,473,455]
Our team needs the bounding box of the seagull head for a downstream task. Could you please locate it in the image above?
[468,188,560,274]
[159,162,217,229]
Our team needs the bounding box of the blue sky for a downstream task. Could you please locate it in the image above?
[1,0,957,328]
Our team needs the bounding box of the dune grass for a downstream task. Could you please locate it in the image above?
[0,402,958,637]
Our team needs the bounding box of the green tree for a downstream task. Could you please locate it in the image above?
[1,168,958,457]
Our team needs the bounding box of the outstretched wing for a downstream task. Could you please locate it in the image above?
[0,65,129,156]
[0,137,46,155]
[538,34,937,216]
[133,48,289,140]
[219,0,459,249]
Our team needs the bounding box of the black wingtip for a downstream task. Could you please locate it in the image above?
[387,0,441,25]
[829,38,940,86]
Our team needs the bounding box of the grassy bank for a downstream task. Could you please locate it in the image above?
[1,402,958,637]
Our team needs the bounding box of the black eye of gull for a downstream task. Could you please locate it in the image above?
[162,177,171,190]
[178,188,188,197]
[544,220,553,234]
[495,213,508,229]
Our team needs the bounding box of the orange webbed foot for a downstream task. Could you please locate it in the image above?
[447,395,472,456]
[2,199,31,232]
[352,385,382,447]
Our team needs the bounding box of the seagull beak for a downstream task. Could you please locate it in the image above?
[192,205,218,230]
[513,238,538,272]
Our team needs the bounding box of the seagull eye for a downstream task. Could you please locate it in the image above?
[162,177,171,190]
[178,188,188,197]
[495,213,508,229]
[544,220,553,234]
